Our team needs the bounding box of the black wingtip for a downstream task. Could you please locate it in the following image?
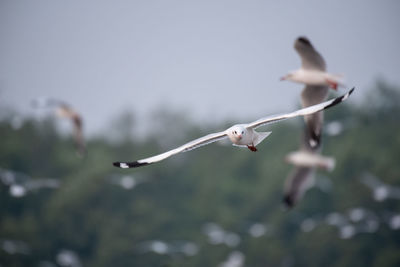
[297,36,311,45]
[324,87,355,110]
[113,161,149,168]
[283,195,295,209]
[113,162,122,167]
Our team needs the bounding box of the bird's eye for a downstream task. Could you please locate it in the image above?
[234,131,237,134]
[242,131,244,134]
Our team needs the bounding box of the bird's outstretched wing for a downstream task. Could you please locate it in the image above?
[113,131,228,168]
[301,84,330,149]
[301,85,330,107]
[294,36,326,71]
[283,166,315,208]
[246,87,354,130]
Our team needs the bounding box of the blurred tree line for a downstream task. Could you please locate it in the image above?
[0,81,399,267]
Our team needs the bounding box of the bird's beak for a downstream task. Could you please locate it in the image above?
[280,76,286,81]
[238,134,242,139]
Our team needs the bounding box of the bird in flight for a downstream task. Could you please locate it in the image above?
[282,130,336,208]
[113,88,354,169]
[281,36,344,90]
[281,36,345,148]
[32,97,86,157]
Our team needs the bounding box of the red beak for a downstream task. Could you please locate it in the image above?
[280,76,286,81]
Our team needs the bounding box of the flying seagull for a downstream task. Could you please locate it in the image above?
[360,172,400,202]
[282,131,336,208]
[281,36,344,148]
[281,36,344,90]
[32,97,86,157]
[113,88,354,169]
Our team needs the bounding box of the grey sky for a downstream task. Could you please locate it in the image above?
[1,0,399,136]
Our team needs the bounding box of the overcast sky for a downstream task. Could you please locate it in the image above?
[1,0,399,136]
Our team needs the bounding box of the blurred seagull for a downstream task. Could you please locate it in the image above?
[281,36,344,90]
[108,174,149,190]
[114,88,354,168]
[360,172,400,202]
[282,131,336,208]
[32,97,86,157]
[285,149,335,171]
[137,240,199,256]
[281,37,344,148]
[0,167,60,198]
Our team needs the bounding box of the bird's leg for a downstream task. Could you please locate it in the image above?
[326,79,338,90]
[247,144,257,152]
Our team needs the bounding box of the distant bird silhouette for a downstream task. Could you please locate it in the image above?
[360,172,400,202]
[0,167,60,198]
[32,97,86,157]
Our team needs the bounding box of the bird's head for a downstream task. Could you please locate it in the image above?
[280,72,294,81]
[228,125,246,141]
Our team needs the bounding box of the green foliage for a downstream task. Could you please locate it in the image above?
[0,82,400,266]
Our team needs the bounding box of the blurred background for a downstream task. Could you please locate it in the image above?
[1,1,400,266]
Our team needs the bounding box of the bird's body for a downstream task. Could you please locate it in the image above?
[284,69,342,89]
[56,105,86,156]
[114,88,354,169]
[285,150,335,171]
[227,124,271,151]
[32,97,86,157]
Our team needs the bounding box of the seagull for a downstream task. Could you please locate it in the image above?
[32,97,86,157]
[113,88,354,169]
[281,36,344,148]
[282,131,336,208]
[0,167,60,198]
[281,36,344,90]
[360,172,400,202]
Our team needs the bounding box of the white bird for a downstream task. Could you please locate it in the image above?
[282,130,336,208]
[281,36,344,148]
[281,36,344,90]
[360,172,400,202]
[0,167,60,198]
[32,97,86,157]
[113,88,354,169]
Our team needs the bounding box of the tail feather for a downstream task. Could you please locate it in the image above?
[254,131,272,146]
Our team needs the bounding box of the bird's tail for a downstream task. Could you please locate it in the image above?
[254,131,272,146]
